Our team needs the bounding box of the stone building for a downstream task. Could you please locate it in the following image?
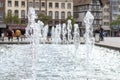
[5,0,73,26]
[4,0,73,33]
[110,0,120,36]
[0,0,6,34]
[73,0,109,36]
[102,1,110,36]
[5,0,27,23]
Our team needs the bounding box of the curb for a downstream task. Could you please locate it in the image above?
[95,43,120,51]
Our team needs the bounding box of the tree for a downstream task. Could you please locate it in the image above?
[110,16,120,26]
[38,13,50,24]
[3,13,20,25]
[12,16,20,24]
[3,12,13,24]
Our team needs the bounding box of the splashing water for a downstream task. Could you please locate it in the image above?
[25,7,40,80]
[1,7,120,80]
[67,20,72,43]
[51,26,55,43]
[62,23,67,44]
[74,24,80,50]
[83,11,95,79]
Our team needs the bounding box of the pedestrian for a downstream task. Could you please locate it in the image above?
[15,29,21,41]
[1,32,4,41]
[94,27,100,42]
[7,29,13,41]
[99,27,104,41]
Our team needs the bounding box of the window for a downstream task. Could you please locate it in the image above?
[42,2,45,7]
[8,9,12,14]
[67,12,71,17]
[104,8,109,12]
[55,11,59,19]
[21,1,25,7]
[29,2,33,7]
[15,10,19,16]
[41,10,45,14]
[21,20,25,24]
[55,3,59,8]
[61,3,65,9]
[15,1,18,7]
[0,2,3,7]
[35,10,39,14]
[96,13,99,16]
[104,16,109,19]
[21,10,25,18]
[104,22,109,26]
[8,1,12,7]
[49,3,52,8]
[49,11,53,19]
[55,21,59,25]
[61,11,65,19]
[92,0,97,4]
[67,3,71,9]
[112,6,118,12]
[35,2,39,8]
[96,20,99,24]
[0,13,3,20]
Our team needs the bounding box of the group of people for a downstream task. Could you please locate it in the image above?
[1,29,22,41]
[94,26,104,41]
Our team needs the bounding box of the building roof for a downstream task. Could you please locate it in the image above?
[100,0,109,6]
[73,0,109,6]
[73,0,91,6]
[47,0,73,2]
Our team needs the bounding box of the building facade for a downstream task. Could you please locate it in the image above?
[5,0,27,23]
[47,0,73,26]
[27,0,73,27]
[3,0,73,33]
[0,0,4,22]
[27,0,47,15]
[5,0,73,26]
[110,0,120,36]
[74,0,108,36]
[0,0,6,35]
[102,1,110,36]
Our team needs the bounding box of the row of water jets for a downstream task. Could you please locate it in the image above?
[25,7,94,80]
[26,18,80,46]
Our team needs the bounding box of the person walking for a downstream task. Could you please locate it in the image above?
[15,29,21,41]
[99,27,104,41]
[7,29,13,41]
[1,32,4,41]
[94,27,100,42]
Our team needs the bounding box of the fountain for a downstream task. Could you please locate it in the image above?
[0,7,120,80]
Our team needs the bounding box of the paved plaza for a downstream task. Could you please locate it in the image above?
[0,37,120,50]
[95,37,120,50]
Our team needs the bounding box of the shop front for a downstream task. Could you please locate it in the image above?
[111,26,120,37]
[8,24,27,35]
[0,24,6,37]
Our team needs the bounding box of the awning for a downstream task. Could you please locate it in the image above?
[0,24,6,28]
[9,25,26,29]
[111,26,120,30]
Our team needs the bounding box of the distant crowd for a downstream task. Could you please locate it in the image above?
[0,28,25,41]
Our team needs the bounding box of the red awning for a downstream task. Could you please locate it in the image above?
[9,25,26,29]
